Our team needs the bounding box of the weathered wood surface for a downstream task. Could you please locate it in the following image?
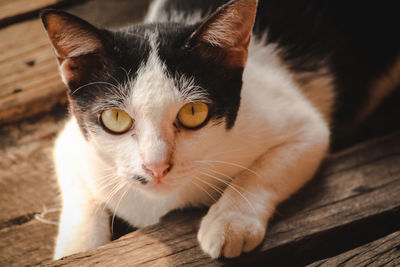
[0,110,65,266]
[0,0,87,28]
[309,231,400,267]
[0,218,59,266]
[1,109,399,266]
[1,0,399,266]
[0,1,151,265]
[0,0,151,126]
[0,0,57,21]
[0,110,64,223]
[0,18,67,125]
[39,131,400,266]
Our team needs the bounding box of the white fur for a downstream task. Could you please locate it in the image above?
[195,38,329,258]
[53,30,330,259]
[52,0,333,258]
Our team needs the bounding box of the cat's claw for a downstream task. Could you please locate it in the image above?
[198,207,266,258]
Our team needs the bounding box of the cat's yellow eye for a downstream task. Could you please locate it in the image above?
[100,109,133,134]
[177,102,209,129]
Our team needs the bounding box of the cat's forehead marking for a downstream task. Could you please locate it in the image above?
[126,31,210,119]
[128,33,179,117]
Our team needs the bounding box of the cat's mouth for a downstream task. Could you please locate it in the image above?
[125,174,177,195]
[132,175,149,185]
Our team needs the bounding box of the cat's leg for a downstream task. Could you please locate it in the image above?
[53,119,111,259]
[198,116,330,258]
[54,179,110,259]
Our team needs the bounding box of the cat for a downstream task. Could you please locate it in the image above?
[41,0,400,260]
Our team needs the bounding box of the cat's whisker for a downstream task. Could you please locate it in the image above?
[71,81,120,96]
[190,179,217,203]
[196,159,261,178]
[103,182,126,214]
[98,181,125,216]
[95,172,120,183]
[96,167,117,173]
[107,74,122,89]
[119,67,133,98]
[202,147,247,159]
[193,175,225,196]
[199,171,256,213]
[119,66,132,83]
[92,180,120,198]
[94,178,120,195]
[193,175,237,206]
[95,181,119,215]
[102,86,127,102]
[110,185,130,236]
[97,172,119,180]
[199,167,257,197]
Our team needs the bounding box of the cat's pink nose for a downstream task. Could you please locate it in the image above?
[143,162,171,182]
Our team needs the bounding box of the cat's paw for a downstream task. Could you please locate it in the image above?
[197,207,266,258]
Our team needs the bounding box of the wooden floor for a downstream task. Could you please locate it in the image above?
[0,1,399,266]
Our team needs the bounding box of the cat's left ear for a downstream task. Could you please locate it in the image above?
[41,9,110,88]
[186,0,258,68]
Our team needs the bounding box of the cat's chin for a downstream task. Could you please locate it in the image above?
[147,184,175,195]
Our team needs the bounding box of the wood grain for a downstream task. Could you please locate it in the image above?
[0,110,65,223]
[0,218,59,266]
[0,0,151,126]
[0,114,398,266]
[42,132,400,266]
[0,18,68,125]
[1,2,398,265]
[0,111,64,266]
[309,231,400,267]
[0,0,57,21]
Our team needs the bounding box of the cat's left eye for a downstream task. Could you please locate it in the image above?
[100,109,133,134]
[177,102,209,129]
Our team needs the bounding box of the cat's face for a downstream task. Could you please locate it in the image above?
[42,0,257,195]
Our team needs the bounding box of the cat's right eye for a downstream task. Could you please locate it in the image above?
[100,109,133,134]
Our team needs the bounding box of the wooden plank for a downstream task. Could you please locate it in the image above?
[0,0,87,29]
[0,135,60,224]
[0,0,57,21]
[0,110,398,266]
[0,111,64,266]
[0,18,68,125]
[0,216,59,266]
[0,0,151,126]
[0,110,65,223]
[308,231,400,267]
[41,132,400,266]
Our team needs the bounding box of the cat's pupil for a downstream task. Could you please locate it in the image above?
[191,105,195,116]
[116,111,119,121]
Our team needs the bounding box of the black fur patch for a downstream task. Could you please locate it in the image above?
[50,0,400,139]
[251,1,400,141]
[64,16,245,132]
[110,215,136,241]
[157,0,400,141]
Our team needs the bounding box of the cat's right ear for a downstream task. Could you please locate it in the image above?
[185,0,257,69]
[41,9,109,89]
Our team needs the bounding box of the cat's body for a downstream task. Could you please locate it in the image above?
[41,0,400,260]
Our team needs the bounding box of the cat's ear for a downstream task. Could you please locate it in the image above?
[41,9,106,59]
[41,9,109,88]
[186,0,257,68]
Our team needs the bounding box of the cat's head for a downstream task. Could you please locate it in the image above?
[42,0,257,196]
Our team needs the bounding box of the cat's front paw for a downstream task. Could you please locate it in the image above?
[197,207,266,258]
